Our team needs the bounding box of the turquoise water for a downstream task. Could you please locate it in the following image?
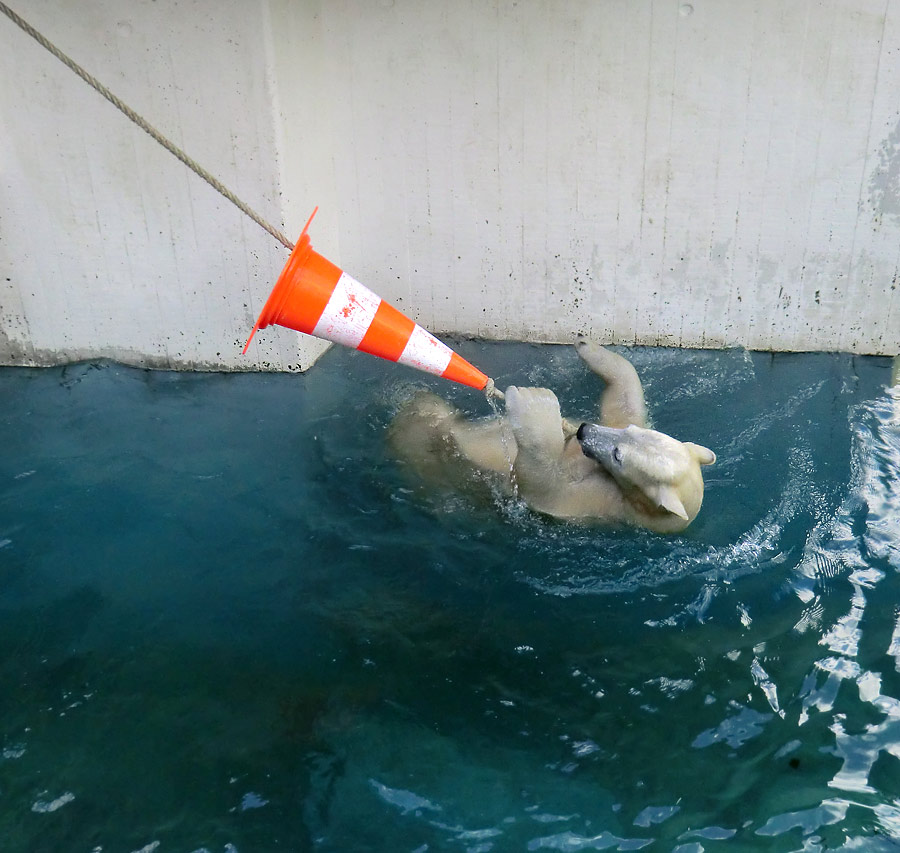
[0,342,898,852]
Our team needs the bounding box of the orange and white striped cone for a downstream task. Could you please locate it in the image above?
[243,209,490,390]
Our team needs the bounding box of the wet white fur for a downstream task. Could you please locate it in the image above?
[389,339,715,533]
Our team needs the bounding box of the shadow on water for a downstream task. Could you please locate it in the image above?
[0,342,898,851]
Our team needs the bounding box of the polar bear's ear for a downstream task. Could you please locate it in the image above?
[686,443,716,465]
[654,485,689,520]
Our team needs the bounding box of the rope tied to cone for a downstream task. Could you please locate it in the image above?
[483,378,504,401]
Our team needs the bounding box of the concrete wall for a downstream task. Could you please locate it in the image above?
[2,0,899,370]
[0,0,329,370]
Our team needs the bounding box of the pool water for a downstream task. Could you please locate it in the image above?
[0,342,898,852]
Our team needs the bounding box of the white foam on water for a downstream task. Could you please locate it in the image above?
[526,829,653,851]
[369,778,443,815]
[633,804,680,827]
[31,791,75,813]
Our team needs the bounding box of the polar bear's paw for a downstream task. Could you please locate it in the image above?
[505,386,565,454]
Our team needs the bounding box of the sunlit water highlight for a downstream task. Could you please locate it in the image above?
[0,342,898,852]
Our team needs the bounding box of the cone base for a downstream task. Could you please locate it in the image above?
[243,208,326,354]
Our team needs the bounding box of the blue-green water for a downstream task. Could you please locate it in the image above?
[1,342,898,853]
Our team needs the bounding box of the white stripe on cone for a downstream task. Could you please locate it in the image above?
[312,272,381,349]
[309,269,455,379]
[398,325,454,376]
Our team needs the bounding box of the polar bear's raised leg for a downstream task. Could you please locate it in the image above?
[505,386,567,500]
[575,338,647,429]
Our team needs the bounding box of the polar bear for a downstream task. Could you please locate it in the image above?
[388,339,715,533]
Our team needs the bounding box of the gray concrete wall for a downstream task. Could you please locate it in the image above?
[0,0,329,371]
[2,0,899,371]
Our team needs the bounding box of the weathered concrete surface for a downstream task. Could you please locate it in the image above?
[1,0,898,370]
[0,0,330,371]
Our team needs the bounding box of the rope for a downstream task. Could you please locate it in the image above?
[483,378,504,401]
[0,0,295,251]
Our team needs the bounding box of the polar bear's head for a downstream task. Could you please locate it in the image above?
[576,422,715,525]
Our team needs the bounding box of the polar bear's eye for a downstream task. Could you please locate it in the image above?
[612,446,623,465]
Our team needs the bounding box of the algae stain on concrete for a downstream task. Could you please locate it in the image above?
[868,118,900,222]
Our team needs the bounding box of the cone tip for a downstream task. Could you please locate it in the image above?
[442,352,490,389]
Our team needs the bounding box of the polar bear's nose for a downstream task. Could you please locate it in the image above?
[576,423,587,441]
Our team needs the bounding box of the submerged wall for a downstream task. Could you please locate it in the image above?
[1,0,899,370]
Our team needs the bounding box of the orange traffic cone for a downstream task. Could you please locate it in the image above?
[243,209,489,390]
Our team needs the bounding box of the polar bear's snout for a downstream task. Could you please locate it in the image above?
[575,423,622,469]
